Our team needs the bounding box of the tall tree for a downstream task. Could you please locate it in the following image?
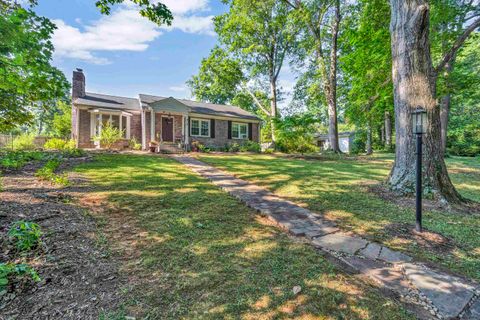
[285,0,342,152]
[430,0,479,154]
[214,0,295,145]
[187,47,245,105]
[388,0,480,203]
[0,4,69,132]
[341,0,394,153]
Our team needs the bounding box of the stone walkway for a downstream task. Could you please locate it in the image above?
[172,155,480,320]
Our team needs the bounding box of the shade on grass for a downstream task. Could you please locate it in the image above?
[76,154,412,319]
[198,153,480,281]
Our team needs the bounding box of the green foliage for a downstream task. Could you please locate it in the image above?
[0,5,69,132]
[51,101,72,138]
[276,114,318,154]
[8,221,42,251]
[93,122,123,150]
[12,133,36,151]
[238,141,261,153]
[129,137,142,150]
[188,46,245,104]
[43,138,68,150]
[0,263,40,291]
[0,150,45,170]
[341,0,393,131]
[447,35,480,156]
[95,0,173,26]
[351,129,367,155]
[35,159,69,185]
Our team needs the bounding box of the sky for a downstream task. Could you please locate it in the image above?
[34,0,227,99]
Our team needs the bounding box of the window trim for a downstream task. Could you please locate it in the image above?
[190,118,210,137]
[231,122,248,139]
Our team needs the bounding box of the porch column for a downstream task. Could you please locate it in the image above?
[184,115,189,145]
[141,110,146,149]
[150,110,155,141]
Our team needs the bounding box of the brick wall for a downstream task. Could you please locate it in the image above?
[78,109,93,148]
[190,120,259,148]
[130,113,142,142]
[152,113,184,142]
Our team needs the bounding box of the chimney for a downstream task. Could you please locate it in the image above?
[72,68,85,99]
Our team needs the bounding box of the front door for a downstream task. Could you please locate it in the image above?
[162,117,174,142]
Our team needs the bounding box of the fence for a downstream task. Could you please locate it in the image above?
[0,134,50,149]
[0,134,16,149]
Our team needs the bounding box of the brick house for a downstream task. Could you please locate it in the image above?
[71,69,261,151]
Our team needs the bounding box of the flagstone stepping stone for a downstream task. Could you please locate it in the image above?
[462,297,480,319]
[340,256,411,294]
[312,233,369,255]
[403,263,475,319]
[359,242,382,260]
[378,246,412,264]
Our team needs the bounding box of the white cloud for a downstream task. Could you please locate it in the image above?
[168,85,188,92]
[52,1,214,64]
[162,15,215,35]
[159,0,209,15]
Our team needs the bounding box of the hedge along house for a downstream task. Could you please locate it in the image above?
[71,69,261,151]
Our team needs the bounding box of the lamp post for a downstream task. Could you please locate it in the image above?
[412,107,427,232]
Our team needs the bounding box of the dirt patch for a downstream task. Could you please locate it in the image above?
[368,183,480,215]
[0,158,124,319]
[383,223,456,255]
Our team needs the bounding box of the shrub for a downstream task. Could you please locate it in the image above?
[277,135,317,154]
[239,141,261,153]
[44,138,67,150]
[0,263,41,291]
[8,221,42,251]
[351,130,367,155]
[263,148,274,154]
[0,151,46,170]
[129,137,142,150]
[61,147,85,158]
[35,159,69,185]
[198,144,211,153]
[93,123,123,150]
[12,134,36,151]
[228,143,240,152]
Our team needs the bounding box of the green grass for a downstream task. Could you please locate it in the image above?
[75,154,412,319]
[198,153,480,281]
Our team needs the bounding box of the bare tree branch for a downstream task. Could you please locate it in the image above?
[434,17,480,74]
[242,85,271,116]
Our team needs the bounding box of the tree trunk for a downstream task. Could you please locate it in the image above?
[388,0,462,203]
[384,110,392,149]
[366,124,373,155]
[270,77,278,145]
[326,0,341,153]
[381,125,385,146]
[440,59,454,155]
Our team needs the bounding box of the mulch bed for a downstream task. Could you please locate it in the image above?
[0,158,124,319]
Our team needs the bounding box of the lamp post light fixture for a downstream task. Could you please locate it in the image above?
[412,107,427,232]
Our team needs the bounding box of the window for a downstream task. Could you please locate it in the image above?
[91,113,130,139]
[232,122,248,139]
[191,119,210,137]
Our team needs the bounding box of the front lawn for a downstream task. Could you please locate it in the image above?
[75,154,412,319]
[198,153,480,281]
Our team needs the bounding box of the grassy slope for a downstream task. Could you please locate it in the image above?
[198,153,480,281]
[75,154,412,320]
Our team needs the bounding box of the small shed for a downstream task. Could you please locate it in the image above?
[314,132,355,153]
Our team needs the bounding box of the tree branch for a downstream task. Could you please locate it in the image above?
[434,17,480,74]
[242,86,271,116]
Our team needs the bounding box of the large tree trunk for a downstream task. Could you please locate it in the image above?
[440,58,454,154]
[326,0,341,153]
[384,110,392,148]
[388,0,462,203]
